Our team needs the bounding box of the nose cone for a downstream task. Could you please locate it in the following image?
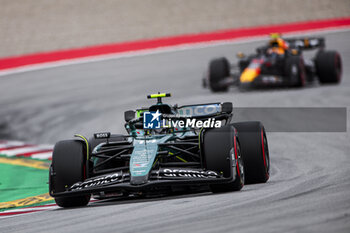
[240,68,260,83]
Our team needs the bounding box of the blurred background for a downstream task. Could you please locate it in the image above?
[1,0,349,57]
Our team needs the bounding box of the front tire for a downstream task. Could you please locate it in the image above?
[208,57,230,92]
[50,140,91,207]
[203,125,244,192]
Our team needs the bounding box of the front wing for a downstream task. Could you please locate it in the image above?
[50,168,234,197]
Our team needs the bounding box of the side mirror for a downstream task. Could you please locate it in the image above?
[222,102,233,114]
[124,110,135,122]
[236,52,245,59]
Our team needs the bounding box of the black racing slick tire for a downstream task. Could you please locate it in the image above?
[208,57,230,92]
[203,125,244,192]
[50,140,91,207]
[284,55,306,87]
[232,122,269,184]
[315,51,342,83]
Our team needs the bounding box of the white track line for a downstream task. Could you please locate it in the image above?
[2,205,57,213]
[0,205,59,219]
[0,27,349,77]
[30,151,53,160]
[0,145,53,157]
[0,199,99,219]
[0,141,26,149]
[0,140,53,159]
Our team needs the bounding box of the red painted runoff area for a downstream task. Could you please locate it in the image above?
[0,17,349,71]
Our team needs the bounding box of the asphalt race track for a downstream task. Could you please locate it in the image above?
[0,30,350,233]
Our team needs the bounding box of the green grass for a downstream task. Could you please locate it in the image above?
[0,162,53,211]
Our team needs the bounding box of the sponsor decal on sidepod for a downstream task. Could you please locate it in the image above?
[161,168,219,178]
[70,172,121,190]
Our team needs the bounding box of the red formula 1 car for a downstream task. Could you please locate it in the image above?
[203,34,342,92]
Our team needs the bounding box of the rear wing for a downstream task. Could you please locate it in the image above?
[285,37,325,50]
[177,102,232,118]
[134,102,233,121]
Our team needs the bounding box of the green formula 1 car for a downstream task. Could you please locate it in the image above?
[49,93,270,207]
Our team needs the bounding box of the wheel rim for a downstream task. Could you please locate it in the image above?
[263,131,270,176]
[291,64,298,77]
[291,64,300,85]
[335,54,341,81]
[299,61,306,86]
[231,145,244,185]
[237,144,245,184]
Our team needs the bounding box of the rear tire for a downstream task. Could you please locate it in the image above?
[315,51,342,83]
[203,125,244,192]
[50,140,91,207]
[208,57,230,92]
[284,55,306,87]
[232,122,269,184]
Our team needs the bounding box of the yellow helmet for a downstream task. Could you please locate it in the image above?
[269,33,281,47]
[269,33,288,49]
